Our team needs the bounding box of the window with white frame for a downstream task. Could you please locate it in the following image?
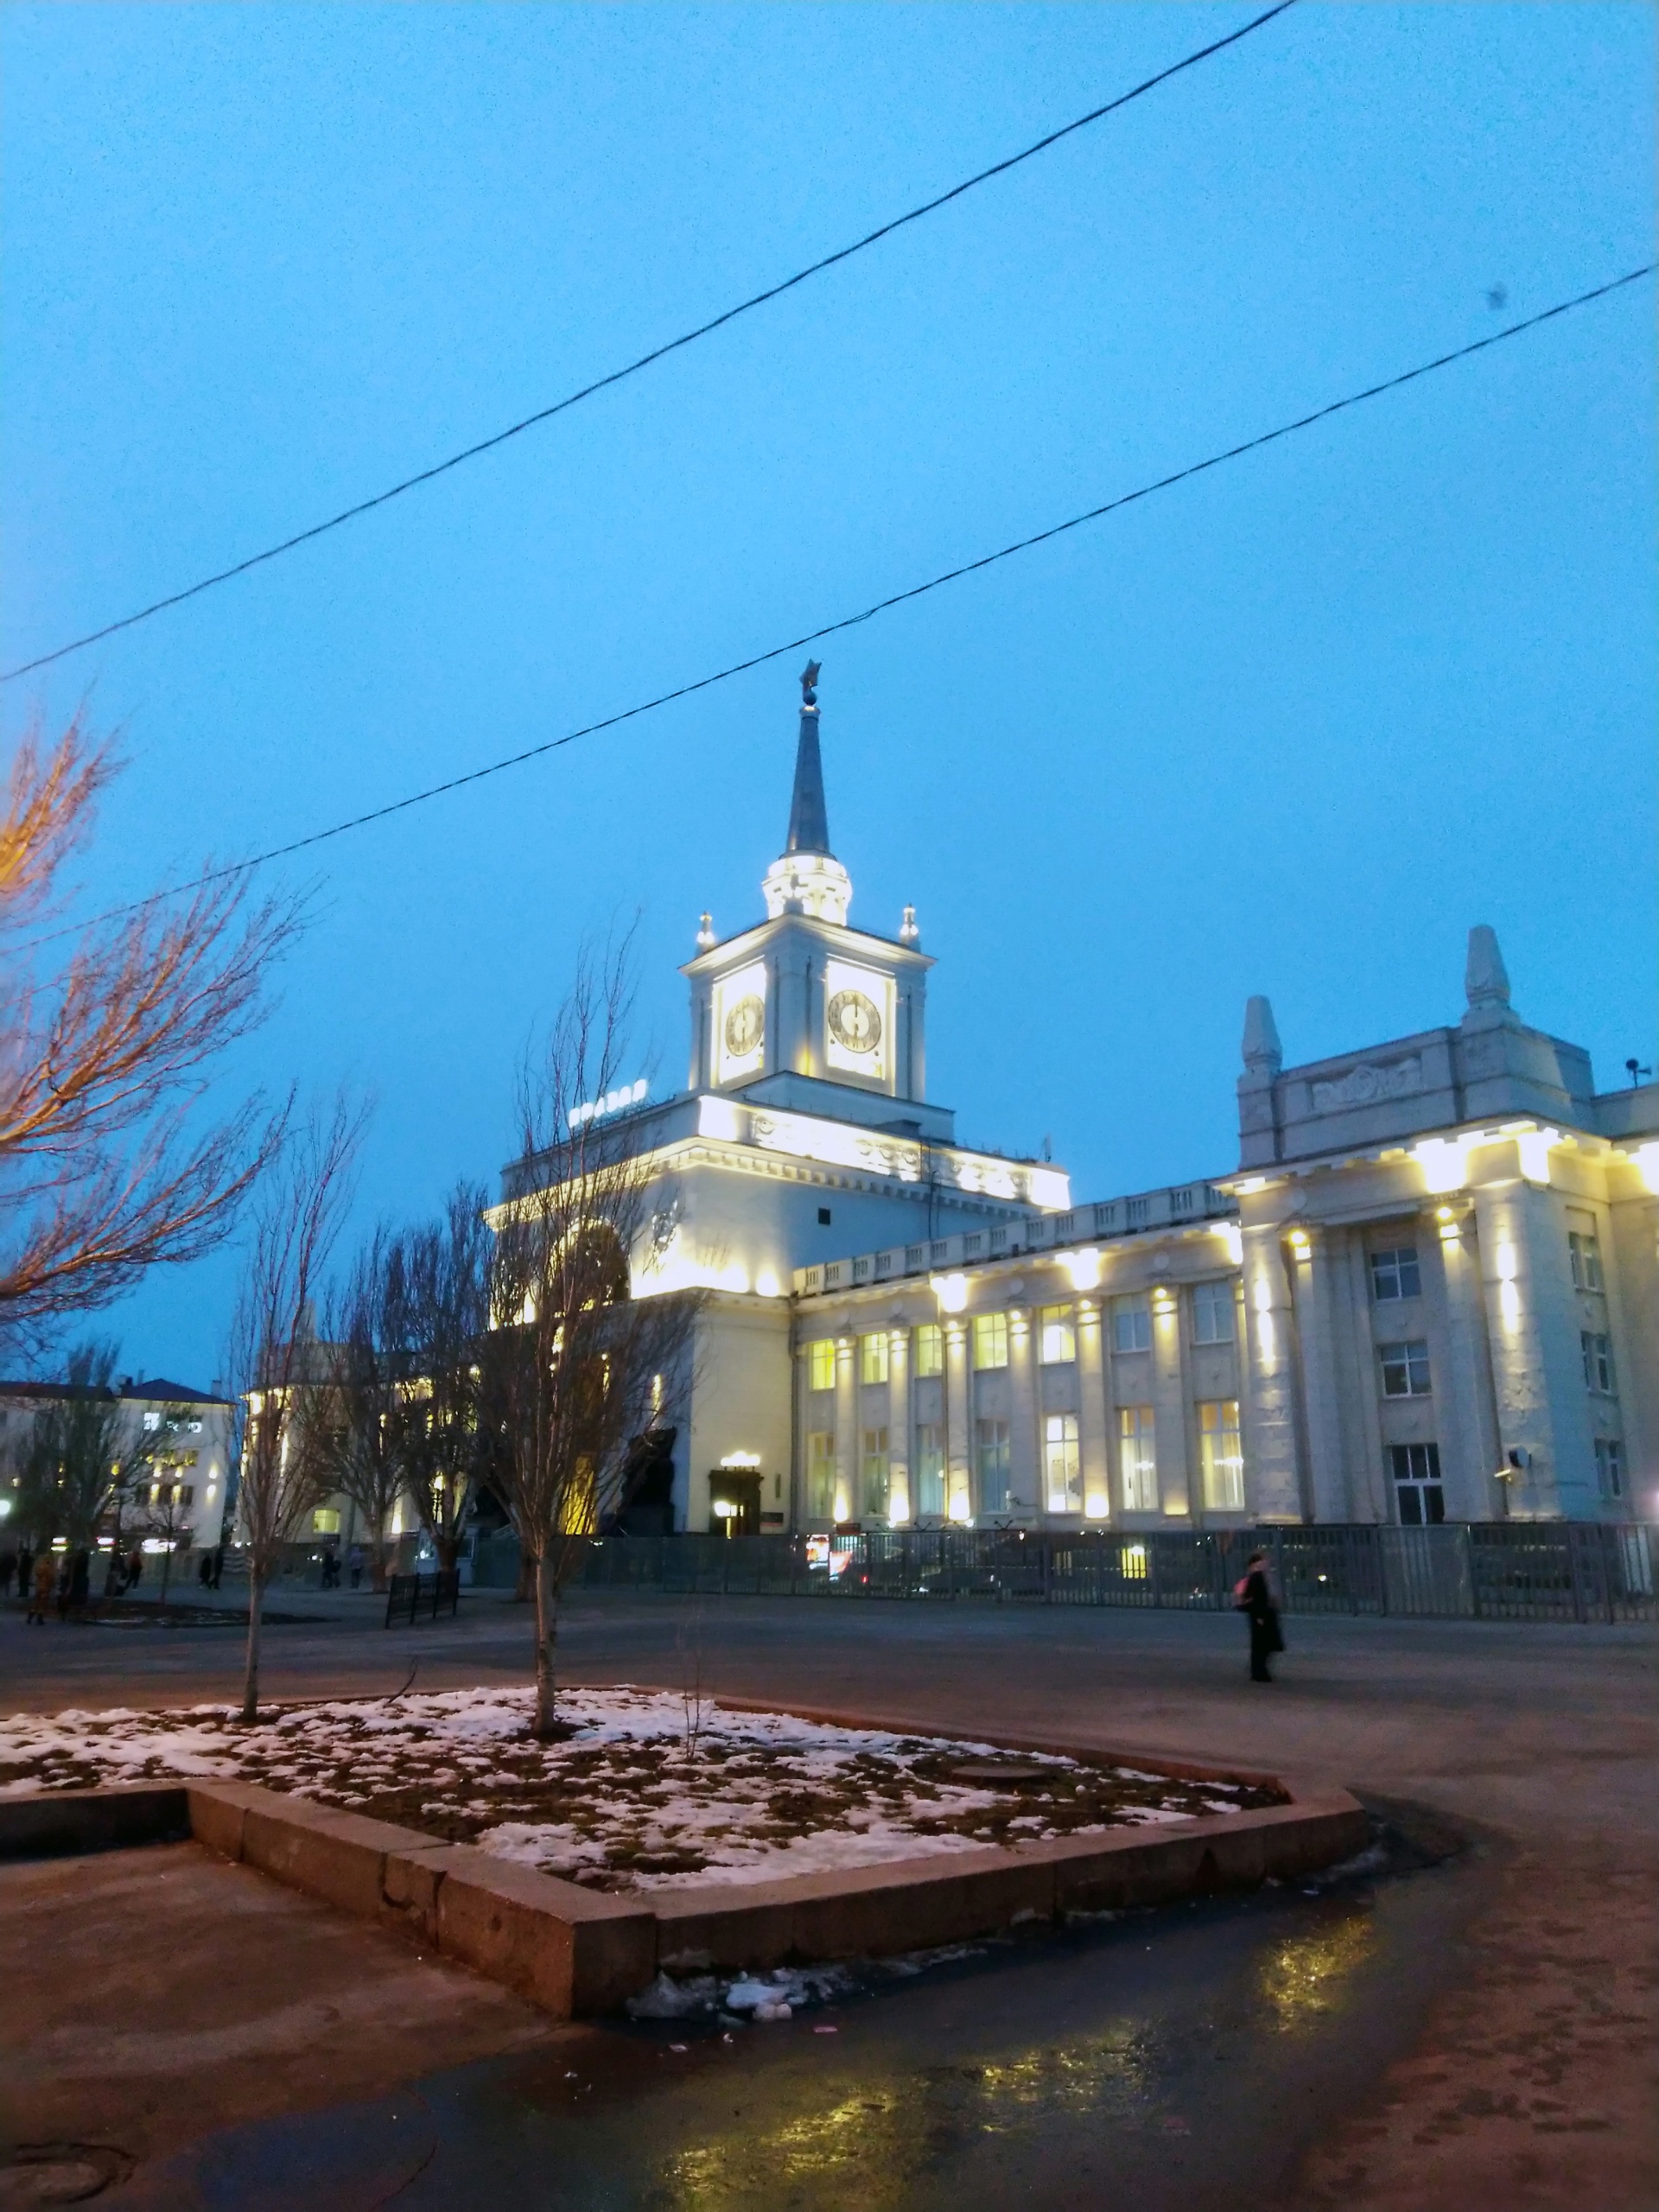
[1568,1228,1605,1294]
[807,1339,836,1392]
[1118,1405,1157,1511]
[914,1422,945,1517]
[1198,1400,1243,1510]
[972,1313,1009,1370]
[1043,1413,1080,1513]
[1370,1247,1422,1301]
[976,1419,1010,1515]
[912,1324,943,1379]
[1379,1339,1432,1398]
[807,1431,836,1519]
[1192,1280,1235,1345]
[1581,1332,1618,1395]
[1039,1304,1076,1364]
[1594,1437,1624,1501]
[859,1332,888,1386]
[1112,1294,1151,1353]
[1389,1440,1443,1524]
[861,1427,889,1517]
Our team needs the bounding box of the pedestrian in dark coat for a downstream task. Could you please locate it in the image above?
[0,1548,15,1599]
[1237,1549,1285,1682]
[28,1552,54,1624]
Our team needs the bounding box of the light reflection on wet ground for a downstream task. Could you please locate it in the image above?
[125,1845,1483,2212]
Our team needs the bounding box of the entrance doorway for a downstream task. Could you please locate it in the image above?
[708,1469,762,1537]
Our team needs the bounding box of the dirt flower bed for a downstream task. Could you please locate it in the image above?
[0,1688,1285,1891]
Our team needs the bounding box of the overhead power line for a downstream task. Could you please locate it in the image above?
[1,3,1299,685]
[21,262,1652,952]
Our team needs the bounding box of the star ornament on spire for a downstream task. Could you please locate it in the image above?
[800,660,820,707]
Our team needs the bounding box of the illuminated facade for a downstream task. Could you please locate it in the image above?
[794,930,1658,1529]
[503,677,1656,1532]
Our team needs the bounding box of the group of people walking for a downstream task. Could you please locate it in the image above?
[0,1541,226,1618]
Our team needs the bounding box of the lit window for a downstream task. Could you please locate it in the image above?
[807,1339,836,1392]
[313,1508,341,1535]
[1379,1340,1432,1398]
[1198,1400,1243,1510]
[859,1332,888,1386]
[1118,1406,1157,1511]
[1390,1441,1443,1524]
[1038,1305,1076,1364]
[912,1324,943,1378]
[1580,1332,1618,1395]
[914,1422,945,1517]
[1043,1413,1080,1513]
[861,1427,889,1517]
[1370,1248,1422,1301]
[1192,1281,1235,1345]
[1111,1295,1151,1354]
[976,1419,1010,1515]
[806,1431,836,1519]
[1568,1230,1605,1294]
[972,1313,1008,1370]
[1594,1437,1624,1500]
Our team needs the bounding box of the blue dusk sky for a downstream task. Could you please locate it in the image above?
[0,4,1652,1386]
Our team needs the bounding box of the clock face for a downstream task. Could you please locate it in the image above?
[723,995,765,1058]
[827,988,882,1055]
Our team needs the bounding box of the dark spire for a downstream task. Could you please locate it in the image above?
[785,661,832,857]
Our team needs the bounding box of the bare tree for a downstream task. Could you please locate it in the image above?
[0,717,298,1350]
[392,1182,496,1573]
[226,1097,366,1721]
[487,942,701,1737]
[10,1341,164,1560]
[318,1227,409,1590]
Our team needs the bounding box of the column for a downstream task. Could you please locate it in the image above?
[834,1331,856,1525]
[1076,1297,1109,1520]
[1150,1279,1191,1519]
[944,1319,971,1522]
[1431,1207,1505,1520]
[1289,1228,1349,1523]
[1240,1224,1306,1521]
[1471,1178,1593,1517]
[887,1323,912,1523]
[1007,1304,1039,1516]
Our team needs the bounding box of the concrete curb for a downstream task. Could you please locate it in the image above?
[0,1732,1366,2016]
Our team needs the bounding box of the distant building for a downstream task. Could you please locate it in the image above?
[499,677,1657,1530]
[0,1376,234,1556]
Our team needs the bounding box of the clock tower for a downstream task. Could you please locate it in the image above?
[683,666,948,1141]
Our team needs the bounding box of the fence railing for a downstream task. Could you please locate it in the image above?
[384,1571,461,1628]
[561,1522,1656,1624]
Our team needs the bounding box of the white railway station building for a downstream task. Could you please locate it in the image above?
[500,676,1658,1535]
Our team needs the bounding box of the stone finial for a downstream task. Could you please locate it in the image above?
[696,912,715,950]
[1465,924,1510,1012]
[899,903,919,944]
[1242,995,1282,1076]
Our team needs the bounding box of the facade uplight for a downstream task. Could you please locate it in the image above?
[931,1272,969,1314]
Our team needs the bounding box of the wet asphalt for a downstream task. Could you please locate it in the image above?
[118,1815,1481,2212]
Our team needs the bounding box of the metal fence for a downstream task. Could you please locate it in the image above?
[384,1571,461,1628]
[565,1522,1657,1624]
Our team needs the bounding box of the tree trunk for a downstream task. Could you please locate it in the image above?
[159,1543,172,1606]
[438,1535,460,1573]
[242,1565,264,1723]
[371,1522,388,1592]
[531,1551,560,1737]
[513,1545,536,1603]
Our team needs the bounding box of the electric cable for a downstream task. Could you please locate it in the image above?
[17,261,1651,951]
[0,3,1297,684]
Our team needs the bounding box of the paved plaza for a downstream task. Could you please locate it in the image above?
[1,1588,1653,2209]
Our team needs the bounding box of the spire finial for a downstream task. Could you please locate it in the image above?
[1242,995,1282,1075]
[785,664,831,859]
